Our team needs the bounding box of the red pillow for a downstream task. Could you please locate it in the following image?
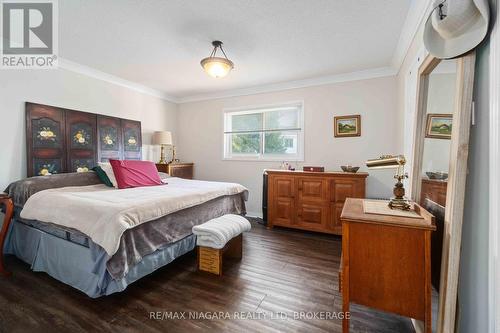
[109,160,162,189]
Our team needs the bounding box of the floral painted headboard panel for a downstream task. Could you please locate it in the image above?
[26,102,142,177]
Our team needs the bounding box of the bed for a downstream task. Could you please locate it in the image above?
[3,171,248,298]
[2,102,248,297]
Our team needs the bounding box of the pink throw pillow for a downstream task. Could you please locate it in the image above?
[109,160,162,189]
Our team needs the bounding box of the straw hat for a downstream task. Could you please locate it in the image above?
[424,0,489,59]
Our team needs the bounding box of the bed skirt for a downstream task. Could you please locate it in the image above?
[4,220,196,298]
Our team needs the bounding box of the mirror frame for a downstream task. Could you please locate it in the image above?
[410,51,476,333]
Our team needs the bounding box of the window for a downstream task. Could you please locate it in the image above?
[224,102,304,160]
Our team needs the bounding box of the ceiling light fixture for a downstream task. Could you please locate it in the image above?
[200,40,234,78]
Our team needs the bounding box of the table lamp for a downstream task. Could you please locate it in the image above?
[153,131,173,164]
[366,154,411,210]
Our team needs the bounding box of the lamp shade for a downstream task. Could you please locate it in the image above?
[153,131,173,145]
[201,57,234,78]
[366,155,406,169]
[200,41,234,78]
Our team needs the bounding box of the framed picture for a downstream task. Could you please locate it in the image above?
[334,115,361,137]
[425,114,453,139]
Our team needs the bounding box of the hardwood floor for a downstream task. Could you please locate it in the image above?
[0,219,415,333]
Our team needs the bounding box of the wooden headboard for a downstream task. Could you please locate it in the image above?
[26,102,142,177]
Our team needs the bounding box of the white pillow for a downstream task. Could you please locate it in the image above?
[98,162,118,188]
[158,171,170,179]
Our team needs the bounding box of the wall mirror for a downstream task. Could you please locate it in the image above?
[411,52,476,333]
[421,59,456,208]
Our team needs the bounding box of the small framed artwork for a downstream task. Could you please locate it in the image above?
[426,114,453,139]
[334,115,361,137]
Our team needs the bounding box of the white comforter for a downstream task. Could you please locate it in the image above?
[20,177,248,256]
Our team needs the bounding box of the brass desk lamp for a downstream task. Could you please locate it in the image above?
[366,155,411,210]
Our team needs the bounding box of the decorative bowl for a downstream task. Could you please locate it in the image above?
[426,171,448,180]
[341,165,360,173]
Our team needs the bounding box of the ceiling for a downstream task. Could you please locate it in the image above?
[59,0,412,101]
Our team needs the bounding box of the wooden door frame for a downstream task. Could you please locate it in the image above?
[410,52,476,333]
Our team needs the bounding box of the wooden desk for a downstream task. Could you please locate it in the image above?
[340,198,435,333]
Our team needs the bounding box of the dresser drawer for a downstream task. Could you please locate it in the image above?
[331,179,364,203]
[273,176,296,198]
[272,198,295,227]
[420,180,447,207]
[297,176,328,203]
[296,203,328,230]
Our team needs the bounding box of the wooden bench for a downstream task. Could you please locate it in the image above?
[197,234,242,276]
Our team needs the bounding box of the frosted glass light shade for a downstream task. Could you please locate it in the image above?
[152,131,172,145]
[200,57,234,78]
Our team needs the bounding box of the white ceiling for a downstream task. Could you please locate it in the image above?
[59,0,412,101]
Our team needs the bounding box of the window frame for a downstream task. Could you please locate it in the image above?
[222,101,305,161]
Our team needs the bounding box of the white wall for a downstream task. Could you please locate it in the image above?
[0,68,178,190]
[177,76,399,216]
[458,37,490,333]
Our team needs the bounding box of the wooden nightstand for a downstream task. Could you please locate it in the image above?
[156,162,194,179]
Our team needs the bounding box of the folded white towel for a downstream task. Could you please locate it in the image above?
[193,214,251,249]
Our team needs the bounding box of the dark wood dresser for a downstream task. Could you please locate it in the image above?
[266,170,368,235]
[420,178,447,206]
[156,162,194,179]
[340,198,435,333]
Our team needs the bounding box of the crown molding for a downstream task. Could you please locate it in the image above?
[57,58,397,105]
[58,58,179,103]
[176,66,397,104]
[391,0,433,73]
